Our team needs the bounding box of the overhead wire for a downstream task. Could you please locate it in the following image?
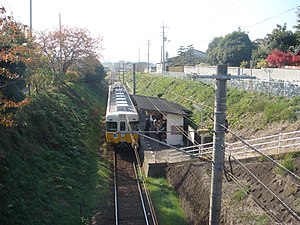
[129,74,300,223]
[223,166,284,224]
[220,124,300,222]
[145,96,212,158]
[156,94,292,222]
[208,0,248,25]
[229,153,300,223]
[135,83,295,223]
[222,124,300,182]
[121,85,159,225]
[146,96,194,144]
[241,6,299,30]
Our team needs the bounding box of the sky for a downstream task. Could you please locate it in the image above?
[1,0,299,63]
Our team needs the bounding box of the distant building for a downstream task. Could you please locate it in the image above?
[156,49,207,73]
[187,49,207,59]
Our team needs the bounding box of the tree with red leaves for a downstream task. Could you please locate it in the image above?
[266,49,300,68]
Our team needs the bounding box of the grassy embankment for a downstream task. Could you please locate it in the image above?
[126,73,300,132]
[0,81,111,225]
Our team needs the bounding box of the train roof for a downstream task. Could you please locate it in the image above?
[107,83,137,114]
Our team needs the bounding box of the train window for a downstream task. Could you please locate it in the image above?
[107,122,117,131]
[129,121,139,131]
[120,121,126,131]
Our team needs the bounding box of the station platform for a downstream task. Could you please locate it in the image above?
[139,129,196,177]
[135,107,196,177]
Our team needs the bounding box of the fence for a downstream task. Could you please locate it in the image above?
[155,71,300,98]
[226,130,300,159]
[162,130,300,163]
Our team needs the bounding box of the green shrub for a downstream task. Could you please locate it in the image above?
[282,154,297,172]
[275,153,297,176]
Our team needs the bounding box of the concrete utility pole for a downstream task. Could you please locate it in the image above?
[29,0,32,32]
[133,63,136,95]
[209,65,228,225]
[59,13,62,74]
[122,61,125,84]
[147,40,150,73]
[118,61,120,81]
[194,65,255,225]
[28,0,33,96]
[209,65,256,225]
[161,23,168,73]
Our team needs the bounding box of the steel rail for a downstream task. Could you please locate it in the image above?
[133,146,158,225]
[133,162,150,225]
[113,149,119,225]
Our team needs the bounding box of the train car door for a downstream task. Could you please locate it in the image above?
[119,121,127,143]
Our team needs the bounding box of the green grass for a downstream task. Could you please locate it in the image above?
[0,80,110,224]
[146,177,189,225]
[231,189,248,202]
[236,213,271,225]
[274,152,298,176]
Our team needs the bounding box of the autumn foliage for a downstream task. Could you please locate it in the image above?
[266,49,300,68]
[0,7,31,126]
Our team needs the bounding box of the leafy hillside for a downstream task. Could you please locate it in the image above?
[126,73,300,137]
[0,81,110,224]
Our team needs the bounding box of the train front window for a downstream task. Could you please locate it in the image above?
[129,121,139,131]
[120,121,126,131]
[107,122,117,132]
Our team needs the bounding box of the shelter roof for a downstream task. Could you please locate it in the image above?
[130,95,191,116]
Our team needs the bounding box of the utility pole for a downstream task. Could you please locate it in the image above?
[133,64,136,95]
[59,13,62,75]
[122,61,125,84]
[137,47,140,73]
[194,65,255,225]
[209,65,228,225]
[161,23,168,73]
[118,61,120,81]
[29,0,32,33]
[28,0,32,96]
[147,40,150,73]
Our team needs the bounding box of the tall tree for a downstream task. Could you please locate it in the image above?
[265,23,297,52]
[169,44,206,66]
[293,7,300,43]
[75,53,106,82]
[207,30,254,66]
[207,36,224,65]
[251,39,269,68]
[38,26,103,81]
[252,23,297,68]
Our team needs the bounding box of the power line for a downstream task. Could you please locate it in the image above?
[223,166,284,224]
[222,125,300,182]
[147,40,150,73]
[156,97,297,223]
[229,153,300,223]
[242,6,299,30]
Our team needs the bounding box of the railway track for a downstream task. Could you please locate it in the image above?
[113,146,157,225]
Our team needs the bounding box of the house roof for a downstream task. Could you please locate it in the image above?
[130,95,191,116]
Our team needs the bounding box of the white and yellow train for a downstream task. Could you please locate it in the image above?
[105,82,139,147]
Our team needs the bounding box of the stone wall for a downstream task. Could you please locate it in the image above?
[183,66,300,82]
